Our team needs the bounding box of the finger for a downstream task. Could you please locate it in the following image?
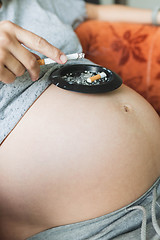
[9,41,40,81]
[4,52,26,77]
[0,65,16,84]
[14,25,67,64]
[32,53,41,60]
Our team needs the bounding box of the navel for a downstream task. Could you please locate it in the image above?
[122,104,133,113]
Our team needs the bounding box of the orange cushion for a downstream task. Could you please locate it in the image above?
[75,20,160,115]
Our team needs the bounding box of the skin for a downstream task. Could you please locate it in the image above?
[0,84,160,240]
[0,20,67,83]
[86,3,153,24]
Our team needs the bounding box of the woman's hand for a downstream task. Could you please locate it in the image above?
[0,21,67,84]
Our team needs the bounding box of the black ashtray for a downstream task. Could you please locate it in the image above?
[49,64,122,94]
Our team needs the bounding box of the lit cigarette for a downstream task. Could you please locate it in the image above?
[87,72,107,83]
[37,53,85,65]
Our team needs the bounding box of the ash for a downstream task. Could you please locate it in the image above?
[62,71,108,85]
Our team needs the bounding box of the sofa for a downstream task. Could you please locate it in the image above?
[75,20,160,116]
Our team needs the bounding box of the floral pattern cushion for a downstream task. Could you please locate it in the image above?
[75,20,160,115]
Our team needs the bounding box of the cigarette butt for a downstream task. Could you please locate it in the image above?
[37,59,45,65]
[88,74,101,82]
[37,53,85,66]
[87,72,106,83]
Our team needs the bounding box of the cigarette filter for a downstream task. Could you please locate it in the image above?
[87,72,107,83]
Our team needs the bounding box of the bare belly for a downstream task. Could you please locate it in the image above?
[0,84,160,240]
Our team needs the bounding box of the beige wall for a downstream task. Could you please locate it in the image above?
[101,0,113,4]
[101,0,159,9]
[128,0,160,9]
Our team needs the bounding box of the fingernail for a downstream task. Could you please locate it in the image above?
[60,54,67,64]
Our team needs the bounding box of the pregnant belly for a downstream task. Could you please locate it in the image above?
[0,84,160,240]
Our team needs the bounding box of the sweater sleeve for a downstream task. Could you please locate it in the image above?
[52,0,87,29]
